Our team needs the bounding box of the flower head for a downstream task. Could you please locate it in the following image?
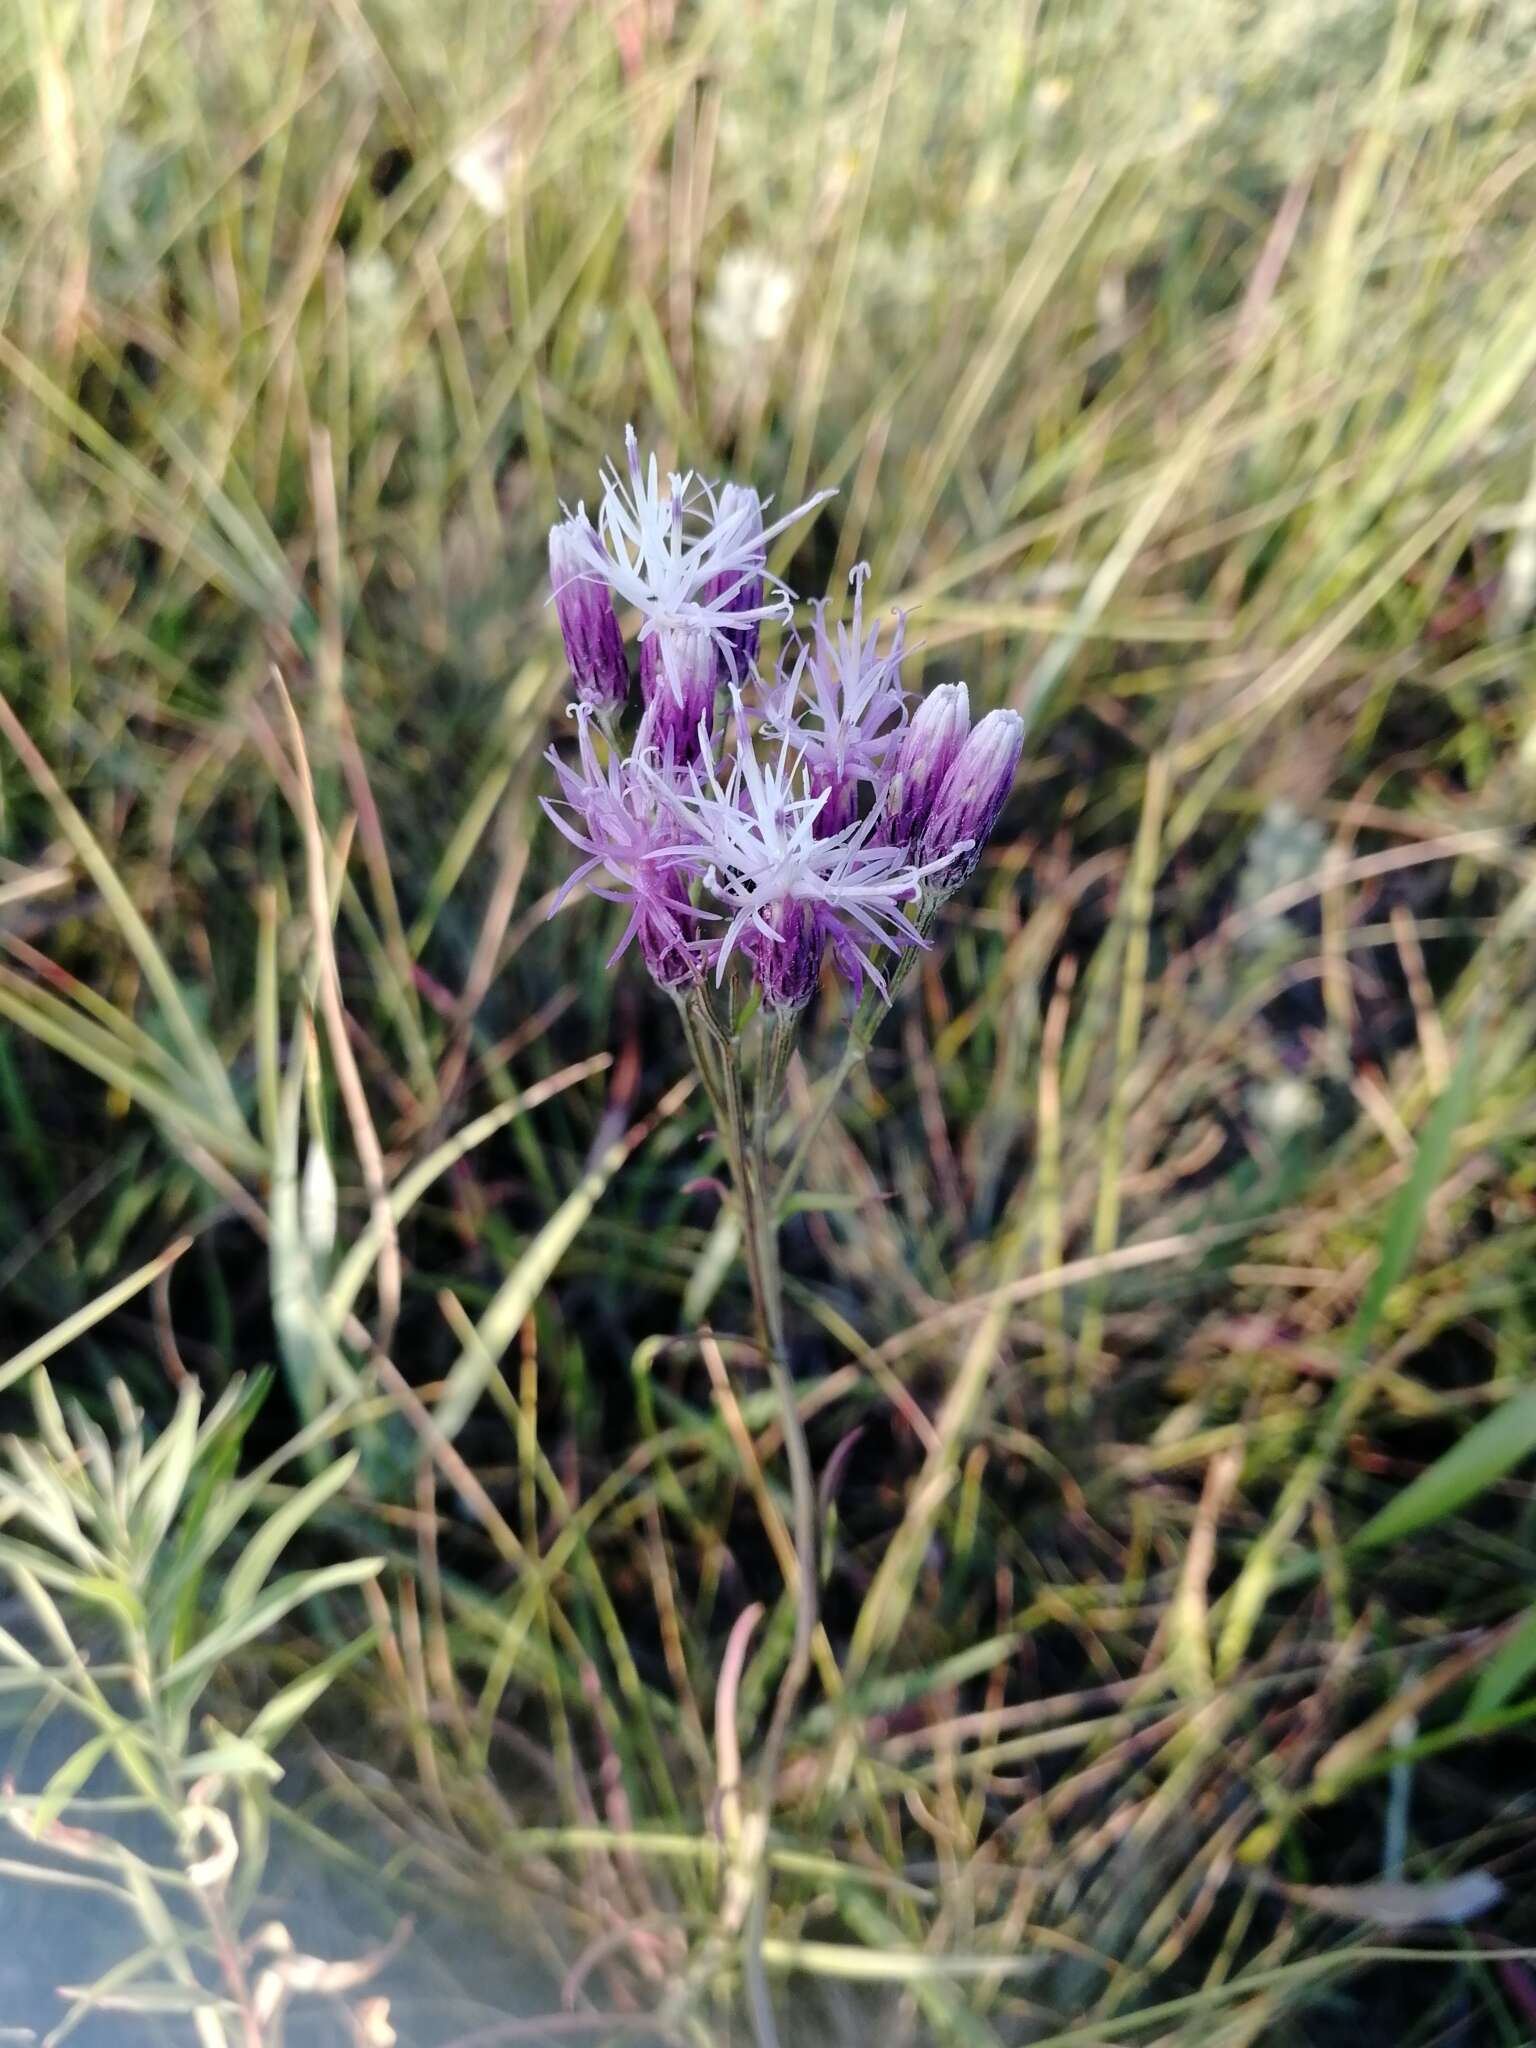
[544,438,1016,1008]
[654,691,953,999]
[762,564,910,838]
[548,515,628,717]
[918,709,1024,890]
[541,708,710,987]
[576,426,829,682]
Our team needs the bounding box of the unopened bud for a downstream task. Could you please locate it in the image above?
[549,516,628,715]
[880,682,970,847]
[918,709,1023,888]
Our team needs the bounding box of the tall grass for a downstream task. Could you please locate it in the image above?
[2,0,1536,2040]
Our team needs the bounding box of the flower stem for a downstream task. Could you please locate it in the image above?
[753,1005,801,1162]
[674,985,730,1134]
[684,985,818,2048]
[705,999,817,1766]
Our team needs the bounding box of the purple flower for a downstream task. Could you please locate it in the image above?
[761,564,910,839]
[638,623,718,767]
[542,708,712,988]
[574,426,830,681]
[653,691,956,1000]
[878,681,970,848]
[741,898,824,1013]
[918,709,1024,889]
[548,515,628,717]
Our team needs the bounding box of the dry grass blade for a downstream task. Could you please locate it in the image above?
[0,1238,191,1397]
[271,667,402,1354]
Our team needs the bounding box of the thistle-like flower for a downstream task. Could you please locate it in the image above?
[541,708,709,987]
[544,437,1022,1010]
[548,514,629,717]
[577,426,829,681]
[763,564,910,838]
[878,680,970,849]
[918,709,1025,890]
[656,692,954,1000]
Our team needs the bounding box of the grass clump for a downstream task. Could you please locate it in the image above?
[2,0,1536,2041]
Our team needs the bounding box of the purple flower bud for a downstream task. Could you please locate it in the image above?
[918,709,1024,888]
[549,516,628,715]
[879,682,970,847]
[743,897,823,1012]
[639,625,718,766]
[702,482,765,676]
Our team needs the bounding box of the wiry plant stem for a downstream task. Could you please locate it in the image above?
[684,985,818,2048]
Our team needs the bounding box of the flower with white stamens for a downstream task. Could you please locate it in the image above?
[650,691,957,999]
[574,426,831,687]
[541,707,712,987]
[761,563,911,837]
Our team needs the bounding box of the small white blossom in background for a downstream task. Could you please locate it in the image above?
[451,124,516,216]
[1235,799,1328,954]
[346,249,398,322]
[1249,1076,1322,1142]
[700,250,796,393]
[345,251,402,400]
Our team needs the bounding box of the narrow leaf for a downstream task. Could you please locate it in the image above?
[1469,1604,1536,1720]
[217,1451,360,1619]
[1355,1385,1536,1550]
[160,1557,382,1695]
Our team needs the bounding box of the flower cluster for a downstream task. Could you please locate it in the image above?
[544,431,1023,1012]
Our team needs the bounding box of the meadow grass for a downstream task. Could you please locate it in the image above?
[2,0,1536,2040]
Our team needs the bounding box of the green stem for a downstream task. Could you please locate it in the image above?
[674,986,730,1134]
[684,985,819,2048]
[753,1005,801,1163]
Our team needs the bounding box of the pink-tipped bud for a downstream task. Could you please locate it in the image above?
[879,682,970,847]
[744,897,823,1012]
[639,625,718,766]
[918,709,1023,888]
[703,482,766,676]
[549,516,628,715]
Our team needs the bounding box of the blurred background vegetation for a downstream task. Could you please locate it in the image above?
[3,0,1536,2040]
